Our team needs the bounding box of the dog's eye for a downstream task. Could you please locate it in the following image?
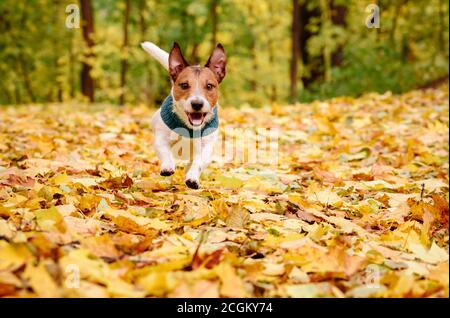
[179,83,189,90]
[206,83,214,90]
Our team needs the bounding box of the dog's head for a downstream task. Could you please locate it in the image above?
[168,42,227,129]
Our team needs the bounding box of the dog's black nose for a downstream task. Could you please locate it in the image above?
[191,100,204,111]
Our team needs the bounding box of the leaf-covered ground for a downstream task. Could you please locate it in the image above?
[0,84,448,298]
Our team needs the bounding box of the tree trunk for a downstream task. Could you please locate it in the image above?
[69,34,75,98]
[330,1,347,67]
[0,82,12,104]
[16,3,35,103]
[320,0,331,82]
[390,0,408,44]
[210,0,219,47]
[138,0,152,105]
[299,2,321,88]
[14,83,22,105]
[51,2,62,102]
[438,0,445,53]
[268,2,277,102]
[80,0,95,102]
[191,42,200,64]
[268,37,277,101]
[290,0,301,100]
[119,0,131,105]
[18,55,35,102]
[250,41,258,92]
[247,2,258,92]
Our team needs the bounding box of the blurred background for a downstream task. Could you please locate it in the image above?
[0,0,448,107]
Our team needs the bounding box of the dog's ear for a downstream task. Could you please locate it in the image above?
[169,42,189,81]
[205,43,227,83]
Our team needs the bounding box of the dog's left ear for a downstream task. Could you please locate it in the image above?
[205,44,227,83]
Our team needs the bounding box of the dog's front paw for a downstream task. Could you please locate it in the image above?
[160,169,174,176]
[185,179,199,189]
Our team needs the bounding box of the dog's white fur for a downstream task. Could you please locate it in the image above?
[141,42,169,71]
[141,41,219,188]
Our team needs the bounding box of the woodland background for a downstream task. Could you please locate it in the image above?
[0,0,449,107]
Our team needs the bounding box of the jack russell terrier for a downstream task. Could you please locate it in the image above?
[140,41,227,189]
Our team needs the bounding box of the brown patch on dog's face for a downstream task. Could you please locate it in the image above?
[172,66,219,108]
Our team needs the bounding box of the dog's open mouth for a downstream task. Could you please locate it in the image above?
[186,112,207,126]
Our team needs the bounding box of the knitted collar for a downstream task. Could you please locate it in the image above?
[160,95,219,138]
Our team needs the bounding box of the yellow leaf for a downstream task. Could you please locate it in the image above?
[215,262,246,297]
[23,262,61,297]
[60,249,144,297]
[35,206,66,232]
[408,242,449,264]
[210,198,230,221]
[0,242,33,271]
[81,234,121,259]
[0,219,14,240]
[285,284,320,298]
[50,173,70,185]
[428,261,449,289]
[137,272,171,296]
[242,199,270,213]
[262,262,285,276]
[104,208,171,231]
[244,176,285,194]
[215,175,244,189]
[226,205,249,228]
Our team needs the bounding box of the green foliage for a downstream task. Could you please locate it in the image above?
[0,0,448,106]
[299,0,449,101]
[299,43,419,101]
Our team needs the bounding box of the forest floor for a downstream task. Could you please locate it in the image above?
[0,84,448,298]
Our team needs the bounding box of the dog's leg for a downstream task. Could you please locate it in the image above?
[154,133,176,176]
[185,135,216,189]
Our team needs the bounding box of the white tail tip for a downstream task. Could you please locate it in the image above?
[141,41,169,71]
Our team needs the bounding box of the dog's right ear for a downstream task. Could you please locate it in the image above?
[169,42,189,81]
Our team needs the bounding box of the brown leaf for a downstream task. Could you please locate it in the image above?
[0,283,16,297]
[99,174,133,189]
[111,232,153,254]
[108,215,158,237]
[4,174,35,187]
[287,208,319,224]
[431,194,449,227]
[352,173,374,181]
[192,248,225,270]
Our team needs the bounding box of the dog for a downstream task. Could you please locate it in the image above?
[141,41,227,189]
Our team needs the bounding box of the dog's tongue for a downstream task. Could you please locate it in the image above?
[188,112,204,126]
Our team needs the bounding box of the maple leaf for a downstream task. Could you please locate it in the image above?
[191,248,225,270]
[98,174,133,189]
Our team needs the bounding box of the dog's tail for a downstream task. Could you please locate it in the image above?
[140,41,169,71]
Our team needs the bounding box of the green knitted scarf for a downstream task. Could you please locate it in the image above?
[160,95,219,138]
